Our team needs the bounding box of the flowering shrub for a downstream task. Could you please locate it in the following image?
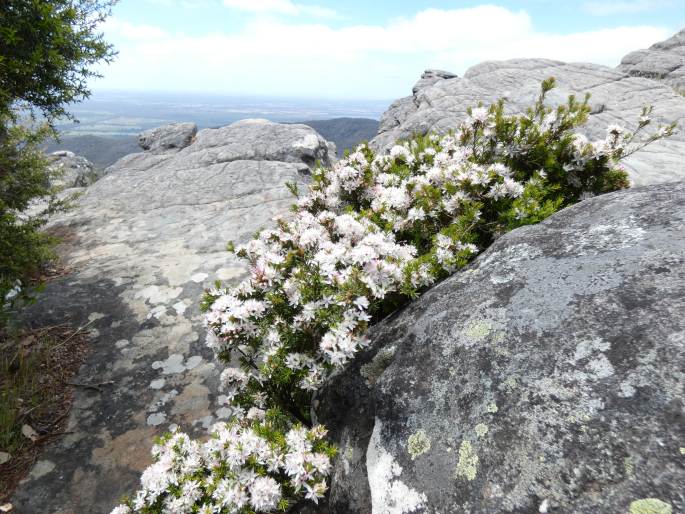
[112,413,332,513]
[115,79,674,513]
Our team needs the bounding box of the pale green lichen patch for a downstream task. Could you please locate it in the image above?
[474,423,489,438]
[360,345,396,386]
[623,456,635,478]
[503,376,518,391]
[486,402,498,413]
[464,320,492,342]
[679,447,685,455]
[407,430,431,460]
[628,498,672,514]
[455,440,479,481]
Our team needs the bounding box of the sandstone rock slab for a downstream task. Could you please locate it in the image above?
[137,122,198,154]
[47,151,99,188]
[12,120,333,513]
[618,28,685,92]
[372,59,685,187]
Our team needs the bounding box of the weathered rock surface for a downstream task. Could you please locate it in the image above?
[372,59,685,186]
[618,28,685,92]
[106,119,334,176]
[137,121,198,154]
[412,69,459,95]
[12,120,334,513]
[315,181,685,513]
[47,150,100,188]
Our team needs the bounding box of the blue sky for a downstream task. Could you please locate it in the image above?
[95,0,685,99]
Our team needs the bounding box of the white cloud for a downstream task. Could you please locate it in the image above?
[582,0,669,15]
[95,5,673,99]
[222,0,338,18]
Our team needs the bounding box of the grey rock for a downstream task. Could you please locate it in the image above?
[371,58,685,186]
[618,28,685,92]
[12,120,334,513]
[137,121,197,154]
[412,69,459,95]
[47,151,100,188]
[315,182,685,513]
[106,119,333,176]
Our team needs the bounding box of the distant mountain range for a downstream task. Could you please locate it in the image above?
[45,117,379,169]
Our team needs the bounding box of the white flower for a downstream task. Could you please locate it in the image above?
[353,296,369,310]
[469,107,489,124]
[249,476,282,511]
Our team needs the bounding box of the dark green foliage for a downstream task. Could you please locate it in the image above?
[0,0,116,326]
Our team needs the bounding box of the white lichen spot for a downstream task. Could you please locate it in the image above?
[586,354,614,379]
[680,447,685,455]
[152,354,186,374]
[487,402,498,414]
[619,380,636,398]
[191,272,209,283]
[135,284,183,305]
[185,355,203,370]
[88,312,106,322]
[114,339,129,349]
[628,498,672,514]
[152,354,201,374]
[367,418,427,513]
[172,301,188,315]
[539,499,550,513]
[455,440,479,481]
[197,415,214,429]
[490,273,515,284]
[29,460,56,480]
[474,423,489,438]
[407,430,431,460]
[215,407,232,419]
[147,305,167,320]
[150,379,165,390]
[573,338,611,361]
[147,412,166,426]
[216,267,243,281]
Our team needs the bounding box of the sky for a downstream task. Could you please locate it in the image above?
[93,0,685,100]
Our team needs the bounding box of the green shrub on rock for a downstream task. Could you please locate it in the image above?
[114,80,674,513]
[0,0,116,325]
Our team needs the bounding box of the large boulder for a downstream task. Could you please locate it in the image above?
[106,119,334,176]
[11,121,335,513]
[618,28,685,93]
[137,121,197,154]
[371,58,685,186]
[47,150,100,188]
[315,181,685,513]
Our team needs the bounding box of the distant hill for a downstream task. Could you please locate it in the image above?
[45,135,138,170]
[45,118,380,170]
[298,118,379,155]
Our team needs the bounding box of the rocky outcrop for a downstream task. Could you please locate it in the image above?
[137,121,197,154]
[618,28,685,92]
[105,119,334,176]
[315,181,685,513]
[47,150,100,188]
[12,120,334,513]
[412,69,458,95]
[372,59,685,186]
